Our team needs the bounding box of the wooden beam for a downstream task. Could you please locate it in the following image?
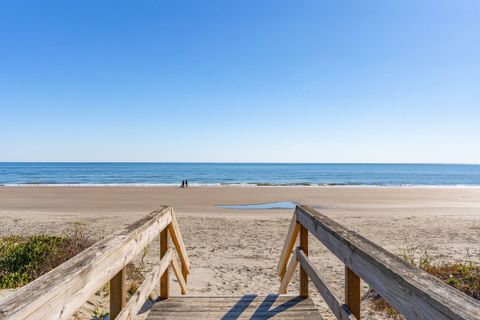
[168,209,191,280]
[171,256,188,295]
[160,227,169,300]
[345,267,361,319]
[295,205,480,320]
[277,213,300,278]
[278,250,298,294]
[116,249,172,320]
[299,224,308,297]
[297,248,356,320]
[0,207,173,320]
[110,267,126,319]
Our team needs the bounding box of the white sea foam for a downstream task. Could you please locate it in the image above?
[2,183,480,188]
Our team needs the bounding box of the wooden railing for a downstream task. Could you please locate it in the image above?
[0,206,190,320]
[277,205,480,320]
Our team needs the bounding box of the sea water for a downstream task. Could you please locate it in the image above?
[1,162,480,187]
[217,202,297,210]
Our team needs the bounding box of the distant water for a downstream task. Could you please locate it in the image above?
[218,202,297,210]
[1,163,480,187]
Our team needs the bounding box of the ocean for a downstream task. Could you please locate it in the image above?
[1,162,480,187]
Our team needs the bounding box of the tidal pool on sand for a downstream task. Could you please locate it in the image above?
[217,201,296,210]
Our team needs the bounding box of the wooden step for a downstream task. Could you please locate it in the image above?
[147,294,322,319]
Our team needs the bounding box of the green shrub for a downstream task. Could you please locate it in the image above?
[0,227,94,289]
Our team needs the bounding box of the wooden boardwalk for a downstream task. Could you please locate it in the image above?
[147,295,322,320]
[1,205,478,320]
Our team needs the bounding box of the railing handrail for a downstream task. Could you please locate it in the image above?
[278,205,480,320]
[0,206,191,320]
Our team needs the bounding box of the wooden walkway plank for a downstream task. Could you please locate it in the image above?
[146,295,322,320]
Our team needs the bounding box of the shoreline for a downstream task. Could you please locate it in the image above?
[3,184,480,188]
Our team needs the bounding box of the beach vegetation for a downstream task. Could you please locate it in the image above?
[92,307,109,320]
[126,261,145,296]
[0,225,147,311]
[91,256,146,299]
[0,226,94,289]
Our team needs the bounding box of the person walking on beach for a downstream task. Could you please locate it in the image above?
[181,180,185,188]
[185,180,188,188]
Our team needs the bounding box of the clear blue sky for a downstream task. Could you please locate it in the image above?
[1,1,479,163]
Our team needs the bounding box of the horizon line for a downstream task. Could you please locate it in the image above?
[1,161,479,166]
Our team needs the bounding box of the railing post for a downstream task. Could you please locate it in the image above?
[110,267,126,319]
[182,263,188,282]
[299,225,309,297]
[345,266,361,319]
[160,227,169,300]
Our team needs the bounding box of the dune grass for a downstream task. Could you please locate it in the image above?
[0,226,94,289]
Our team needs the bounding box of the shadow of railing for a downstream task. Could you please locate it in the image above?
[221,294,304,320]
[221,294,257,319]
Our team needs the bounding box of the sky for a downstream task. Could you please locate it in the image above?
[0,1,479,163]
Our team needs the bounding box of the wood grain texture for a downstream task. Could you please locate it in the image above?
[278,250,298,294]
[299,225,308,298]
[345,267,360,319]
[295,205,480,320]
[160,228,169,300]
[296,248,356,320]
[147,295,322,320]
[116,249,173,320]
[0,207,173,320]
[277,213,299,278]
[168,211,191,281]
[171,256,188,295]
[110,267,126,319]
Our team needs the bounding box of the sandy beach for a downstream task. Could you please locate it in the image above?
[1,186,479,319]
